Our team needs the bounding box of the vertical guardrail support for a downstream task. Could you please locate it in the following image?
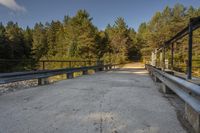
[154,76,161,83]
[104,66,108,71]
[161,84,174,94]
[153,68,162,83]
[67,73,74,79]
[171,43,174,69]
[163,47,166,70]
[98,66,103,71]
[187,20,193,79]
[94,68,99,72]
[42,61,45,70]
[82,70,88,75]
[38,77,50,85]
[109,65,112,70]
[151,49,157,67]
[69,61,72,68]
[162,70,175,94]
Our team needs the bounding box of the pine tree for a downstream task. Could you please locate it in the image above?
[105,17,131,63]
[32,23,48,61]
[46,21,62,58]
[64,10,98,59]
[5,22,25,59]
[23,26,33,59]
[0,23,8,59]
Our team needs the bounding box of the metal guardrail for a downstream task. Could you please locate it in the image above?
[38,60,100,70]
[151,16,200,79]
[0,64,121,85]
[0,59,100,72]
[145,64,200,113]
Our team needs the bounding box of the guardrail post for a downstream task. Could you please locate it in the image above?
[161,70,175,94]
[171,43,174,69]
[67,73,74,79]
[69,61,72,68]
[153,68,162,83]
[38,77,50,85]
[163,47,166,70]
[149,70,153,76]
[187,20,193,80]
[151,50,157,66]
[94,68,99,72]
[109,65,112,70]
[161,84,174,94]
[42,61,45,70]
[160,52,162,68]
[104,66,108,71]
[154,76,161,83]
[82,70,88,75]
[98,66,103,71]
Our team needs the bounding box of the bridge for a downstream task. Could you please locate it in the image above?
[0,16,200,133]
[0,63,187,133]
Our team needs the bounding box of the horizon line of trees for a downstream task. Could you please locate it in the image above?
[0,3,200,73]
[0,10,141,71]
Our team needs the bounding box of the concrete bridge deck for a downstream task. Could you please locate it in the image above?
[0,63,186,133]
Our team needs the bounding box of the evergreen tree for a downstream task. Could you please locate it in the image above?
[32,23,48,60]
[128,28,141,60]
[23,26,33,59]
[0,23,8,59]
[105,17,131,63]
[64,10,98,59]
[46,21,62,57]
[96,31,109,60]
[5,22,26,59]
[0,5,199,72]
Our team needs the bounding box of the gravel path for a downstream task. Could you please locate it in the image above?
[0,63,186,133]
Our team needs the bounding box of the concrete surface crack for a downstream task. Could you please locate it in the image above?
[99,92,104,133]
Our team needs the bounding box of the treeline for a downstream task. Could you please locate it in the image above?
[1,4,200,73]
[0,10,141,71]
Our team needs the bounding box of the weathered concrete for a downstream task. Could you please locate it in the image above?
[185,103,200,133]
[0,63,186,133]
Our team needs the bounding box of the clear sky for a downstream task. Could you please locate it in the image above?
[0,0,200,31]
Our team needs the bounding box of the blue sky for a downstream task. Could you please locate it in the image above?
[0,0,200,31]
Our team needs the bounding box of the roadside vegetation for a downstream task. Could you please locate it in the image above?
[0,4,200,76]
